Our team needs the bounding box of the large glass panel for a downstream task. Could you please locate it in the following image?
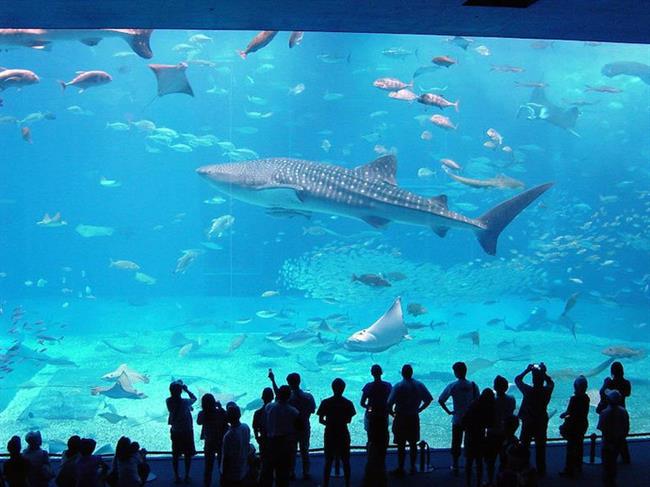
[0,29,648,452]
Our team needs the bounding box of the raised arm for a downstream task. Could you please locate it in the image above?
[268,369,280,395]
[184,384,197,404]
[515,364,534,391]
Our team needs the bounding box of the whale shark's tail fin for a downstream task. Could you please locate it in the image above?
[476,182,553,255]
[127,29,154,59]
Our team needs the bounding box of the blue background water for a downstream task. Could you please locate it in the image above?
[0,30,649,450]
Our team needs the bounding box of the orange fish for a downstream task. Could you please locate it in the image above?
[432,56,457,67]
[238,31,278,59]
[417,93,459,112]
[429,114,457,131]
[21,126,31,143]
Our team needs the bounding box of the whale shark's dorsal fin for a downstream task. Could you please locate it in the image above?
[429,194,448,209]
[354,155,397,185]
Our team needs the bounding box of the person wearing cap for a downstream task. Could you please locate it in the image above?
[221,403,251,487]
[598,390,629,487]
[559,375,590,477]
[3,436,29,487]
[22,431,53,487]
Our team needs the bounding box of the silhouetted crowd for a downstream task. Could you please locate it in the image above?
[0,361,632,487]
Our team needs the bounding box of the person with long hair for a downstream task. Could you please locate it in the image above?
[197,393,227,487]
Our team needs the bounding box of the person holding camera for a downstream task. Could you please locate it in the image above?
[514,363,554,477]
[166,380,198,483]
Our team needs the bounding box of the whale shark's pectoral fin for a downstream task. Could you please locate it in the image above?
[432,226,449,237]
[81,37,102,46]
[362,215,391,229]
[255,184,306,203]
[266,208,312,219]
[354,154,398,185]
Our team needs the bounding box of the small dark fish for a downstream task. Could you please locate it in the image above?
[430,321,447,329]
[21,126,32,143]
[483,300,497,305]
[352,273,391,287]
[453,312,467,317]
[486,318,505,326]
[458,330,480,347]
[98,412,127,424]
[407,303,427,316]
[448,36,472,50]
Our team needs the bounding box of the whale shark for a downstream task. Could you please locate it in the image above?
[197,155,552,255]
[0,29,154,58]
[345,297,410,353]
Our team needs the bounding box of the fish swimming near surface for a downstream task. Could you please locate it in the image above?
[517,87,580,137]
[0,68,39,91]
[601,61,650,85]
[345,297,410,353]
[149,63,194,97]
[238,31,278,59]
[0,29,154,58]
[197,155,552,255]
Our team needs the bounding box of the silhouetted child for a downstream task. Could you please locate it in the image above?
[598,390,629,487]
[3,436,29,487]
[268,369,315,480]
[55,435,81,487]
[166,380,198,483]
[318,378,357,487]
[438,361,480,475]
[252,387,274,479]
[388,364,433,476]
[496,442,537,487]
[462,388,496,487]
[111,436,143,487]
[22,431,53,487]
[197,393,227,487]
[515,363,554,476]
[221,403,251,487]
[597,361,631,464]
[75,438,107,487]
[559,375,589,477]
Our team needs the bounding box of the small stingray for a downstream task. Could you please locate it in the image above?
[102,363,149,384]
[148,62,194,97]
[91,371,146,399]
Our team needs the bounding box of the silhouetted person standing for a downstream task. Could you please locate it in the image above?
[22,431,53,487]
[3,436,29,487]
[598,390,629,487]
[360,364,392,487]
[263,385,299,487]
[197,393,227,487]
[515,363,554,477]
[318,378,356,487]
[438,361,480,475]
[253,387,275,482]
[462,388,495,487]
[597,361,631,464]
[55,435,81,487]
[75,438,107,487]
[486,375,516,483]
[166,380,198,483]
[221,403,251,487]
[559,375,589,478]
[387,364,433,477]
[269,369,316,480]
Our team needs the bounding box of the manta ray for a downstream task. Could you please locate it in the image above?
[345,297,410,352]
[102,364,149,384]
[91,371,146,399]
[197,155,553,255]
[517,87,580,137]
[148,63,194,97]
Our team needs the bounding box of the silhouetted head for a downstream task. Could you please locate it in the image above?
[226,403,242,425]
[79,438,96,456]
[574,375,588,395]
[371,364,383,379]
[115,436,132,461]
[202,393,217,411]
[277,385,291,402]
[611,361,624,379]
[531,368,544,387]
[607,390,622,406]
[479,387,495,406]
[261,387,274,404]
[169,381,183,397]
[453,361,467,380]
[493,375,509,394]
[67,435,81,454]
[25,430,42,449]
[287,372,301,389]
[332,378,346,396]
[7,436,21,456]
[401,364,413,379]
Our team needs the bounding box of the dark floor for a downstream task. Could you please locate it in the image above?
[138,439,648,486]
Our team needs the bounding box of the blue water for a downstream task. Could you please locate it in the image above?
[0,30,649,451]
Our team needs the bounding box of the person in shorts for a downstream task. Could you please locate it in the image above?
[166,380,197,483]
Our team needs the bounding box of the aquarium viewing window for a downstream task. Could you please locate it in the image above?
[0,28,649,453]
